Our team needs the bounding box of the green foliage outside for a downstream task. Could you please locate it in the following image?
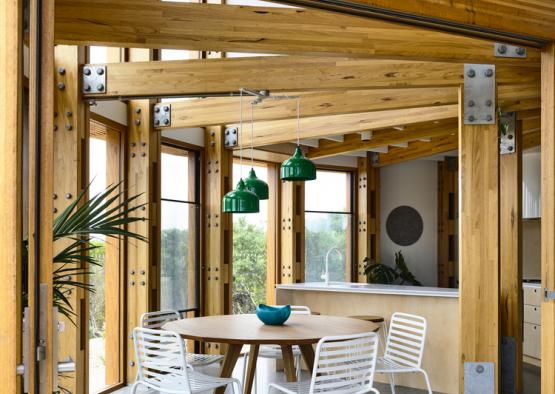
[160,227,190,311]
[232,216,267,314]
[88,240,105,339]
[305,213,347,282]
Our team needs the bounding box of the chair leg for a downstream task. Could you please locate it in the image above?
[242,354,248,389]
[130,381,141,394]
[420,370,433,394]
[295,354,301,380]
[388,373,396,394]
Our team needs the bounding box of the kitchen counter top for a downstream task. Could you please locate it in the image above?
[276,282,459,298]
[523,281,541,289]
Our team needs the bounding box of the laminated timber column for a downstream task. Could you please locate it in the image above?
[53,45,88,394]
[281,181,305,284]
[125,48,161,381]
[29,0,55,391]
[541,42,555,394]
[0,0,23,390]
[267,163,282,304]
[458,84,500,391]
[356,156,380,282]
[204,126,232,327]
[437,157,457,288]
[500,117,522,392]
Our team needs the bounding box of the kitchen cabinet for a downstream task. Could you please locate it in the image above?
[523,283,541,365]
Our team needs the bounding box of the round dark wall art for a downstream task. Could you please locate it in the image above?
[386,205,423,246]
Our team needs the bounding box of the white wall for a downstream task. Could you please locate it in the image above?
[380,161,438,287]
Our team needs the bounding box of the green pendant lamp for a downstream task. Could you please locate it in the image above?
[281,99,317,181]
[222,88,260,213]
[244,102,269,199]
[222,178,260,213]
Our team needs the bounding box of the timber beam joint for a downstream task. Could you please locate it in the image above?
[82,65,106,94]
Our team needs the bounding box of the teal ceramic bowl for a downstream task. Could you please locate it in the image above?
[256,304,291,325]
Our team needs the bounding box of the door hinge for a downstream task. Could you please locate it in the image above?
[545,288,555,301]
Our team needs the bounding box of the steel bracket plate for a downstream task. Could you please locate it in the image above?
[369,152,379,166]
[224,127,239,148]
[545,287,555,301]
[82,65,106,94]
[494,43,527,58]
[464,362,494,394]
[153,104,171,127]
[464,64,496,125]
[500,112,516,155]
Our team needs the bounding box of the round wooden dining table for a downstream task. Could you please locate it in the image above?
[163,314,378,394]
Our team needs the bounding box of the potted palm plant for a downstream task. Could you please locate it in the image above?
[363,251,421,286]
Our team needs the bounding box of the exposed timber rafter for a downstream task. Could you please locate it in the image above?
[307,119,457,159]
[81,56,539,100]
[374,133,458,167]
[54,0,540,64]
[235,105,458,149]
[268,0,555,44]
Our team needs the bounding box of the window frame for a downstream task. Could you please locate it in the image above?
[304,166,356,282]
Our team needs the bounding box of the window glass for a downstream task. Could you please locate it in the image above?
[161,148,189,201]
[232,162,268,313]
[305,170,353,283]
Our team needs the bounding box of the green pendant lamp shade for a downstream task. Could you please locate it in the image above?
[281,146,316,181]
[244,168,269,200]
[222,178,260,213]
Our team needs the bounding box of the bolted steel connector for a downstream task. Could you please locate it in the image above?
[497,44,507,54]
[97,83,104,91]
[516,47,526,56]
[468,115,475,122]
[485,99,493,107]
[466,69,475,78]
[486,114,493,121]
[83,68,91,76]
[484,68,494,77]
[83,84,91,92]
[58,67,66,75]
[96,67,104,75]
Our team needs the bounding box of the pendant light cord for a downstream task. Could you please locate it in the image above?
[239,88,244,179]
[296,98,301,146]
[250,101,255,166]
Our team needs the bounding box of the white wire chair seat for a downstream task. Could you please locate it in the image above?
[140,310,224,368]
[257,344,302,358]
[269,332,380,394]
[132,327,242,394]
[374,312,432,394]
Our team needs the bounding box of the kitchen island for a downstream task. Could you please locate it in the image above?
[276,282,459,393]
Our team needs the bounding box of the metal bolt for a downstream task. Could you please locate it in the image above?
[141,281,145,286]
[131,153,136,158]
[163,118,170,125]
[141,142,146,147]
[476,365,484,374]
[97,84,104,91]
[486,114,493,121]
[135,108,141,114]
[54,125,58,131]
[485,68,494,77]
[141,206,146,211]
[508,145,514,152]
[58,67,66,75]
[497,44,507,54]
[131,281,135,286]
[66,111,72,117]
[130,361,135,367]
[141,152,146,157]
[131,142,136,147]
[154,119,161,126]
[163,105,170,112]
[66,193,72,199]
[485,99,493,107]
[231,139,236,145]
[141,270,145,275]
[83,68,91,76]
[130,270,135,275]
[84,84,91,92]
[466,69,476,78]
[211,131,216,137]
[57,82,65,90]
[232,129,237,134]
[135,119,141,126]
[468,100,475,107]
[468,115,475,122]
[96,67,104,75]
[508,134,514,140]
[516,47,526,56]
[66,124,73,131]
[53,194,57,200]
[53,207,57,213]
[54,111,58,117]
[154,106,160,113]
[210,141,215,147]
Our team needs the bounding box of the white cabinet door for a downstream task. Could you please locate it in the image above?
[523,151,541,219]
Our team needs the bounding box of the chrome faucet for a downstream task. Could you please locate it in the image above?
[322,247,342,285]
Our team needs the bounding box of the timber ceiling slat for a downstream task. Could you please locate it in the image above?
[54,0,540,64]
[235,105,458,148]
[270,0,555,43]
[375,133,458,167]
[83,56,539,100]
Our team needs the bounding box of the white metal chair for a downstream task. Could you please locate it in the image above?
[241,305,311,392]
[269,331,380,394]
[132,327,242,394]
[141,310,224,368]
[375,312,432,394]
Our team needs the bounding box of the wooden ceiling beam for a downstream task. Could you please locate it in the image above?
[235,105,458,148]
[375,133,458,167]
[270,0,555,43]
[83,56,539,100]
[307,120,458,159]
[54,0,540,64]
[159,83,538,129]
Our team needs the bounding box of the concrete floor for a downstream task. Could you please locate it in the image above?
[113,357,440,394]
